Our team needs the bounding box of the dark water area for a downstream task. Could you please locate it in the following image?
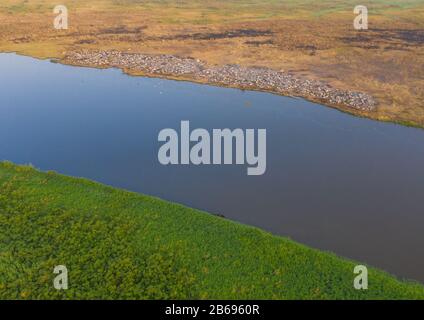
[1,53,424,282]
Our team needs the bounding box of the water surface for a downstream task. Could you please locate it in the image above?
[1,53,424,282]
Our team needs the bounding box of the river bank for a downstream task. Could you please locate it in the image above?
[1,161,423,299]
[64,50,376,113]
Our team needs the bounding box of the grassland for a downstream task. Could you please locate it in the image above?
[0,0,423,126]
[1,161,424,299]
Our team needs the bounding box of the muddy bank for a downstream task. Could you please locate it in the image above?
[64,50,376,111]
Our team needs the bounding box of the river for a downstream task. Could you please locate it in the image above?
[1,53,424,282]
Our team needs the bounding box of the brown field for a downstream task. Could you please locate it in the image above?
[1,0,423,126]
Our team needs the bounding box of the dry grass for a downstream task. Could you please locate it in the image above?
[1,0,423,126]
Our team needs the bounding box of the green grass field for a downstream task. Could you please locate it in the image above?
[1,161,423,299]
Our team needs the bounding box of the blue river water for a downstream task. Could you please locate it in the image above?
[1,53,424,282]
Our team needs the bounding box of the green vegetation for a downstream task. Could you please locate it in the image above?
[1,161,423,299]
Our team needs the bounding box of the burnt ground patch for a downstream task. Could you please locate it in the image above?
[244,39,274,46]
[295,44,317,50]
[340,29,424,49]
[153,29,273,41]
[374,28,424,44]
[74,39,96,44]
[98,25,148,35]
